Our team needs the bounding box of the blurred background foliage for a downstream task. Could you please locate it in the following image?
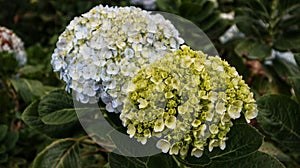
[0,0,299,167]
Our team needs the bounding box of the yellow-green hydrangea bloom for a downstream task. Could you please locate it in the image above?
[120,45,257,158]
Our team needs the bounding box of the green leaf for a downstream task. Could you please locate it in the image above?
[206,19,230,39]
[239,1,269,21]
[156,0,181,14]
[11,78,54,104]
[31,138,81,168]
[41,109,78,125]
[179,2,203,18]
[0,145,6,154]
[0,125,8,142]
[179,1,215,23]
[178,1,219,31]
[294,53,300,67]
[208,123,263,161]
[3,131,19,151]
[25,44,51,65]
[274,30,300,51]
[18,65,44,76]
[200,12,220,31]
[248,43,272,60]
[174,154,211,167]
[22,100,80,138]
[234,39,255,57]
[0,154,8,163]
[235,16,266,38]
[288,77,300,103]
[259,141,292,163]
[257,94,300,152]
[38,89,77,125]
[0,51,19,74]
[278,0,300,15]
[38,89,73,117]
[109,153,177,168]
[103,163,110,168]
[278,12,300,29]
[195,1,215,22]
[234,39,271,60]
[208,151,285,168]
[272,57,300,78]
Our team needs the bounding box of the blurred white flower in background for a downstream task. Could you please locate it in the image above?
[219,25,245,44]
[0,26,27,65]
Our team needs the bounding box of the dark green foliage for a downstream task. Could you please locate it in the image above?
[257,95,300,153]
[109,153,177,168]
[157,0,231,40]
[0,0,300,167]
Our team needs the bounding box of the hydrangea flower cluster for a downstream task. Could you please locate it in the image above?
[0,26,27,65]
[120,46,258,158]
[51,5,184,111]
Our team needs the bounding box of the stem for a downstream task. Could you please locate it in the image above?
[172,155,189,168]
[7,79,19,112]
[80,136,114,153]
[81,139,99,146]
[80,150,100,157]
[268,0,279,46]
[80,148,110,156]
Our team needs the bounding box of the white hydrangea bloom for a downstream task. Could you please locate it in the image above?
[0,26,27,65]
[51,5,184,108]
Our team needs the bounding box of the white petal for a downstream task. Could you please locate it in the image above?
[156,139,170,153]
[220,140,226,150]
[215,102,226,114]
[154,118,165,132]
[191,148,203,158]
[169,144,179,155]
[228,105,241,119]
[137,137,147,145]
[209,124,219,134]
[127,124,136,138]
[165,116,177,129]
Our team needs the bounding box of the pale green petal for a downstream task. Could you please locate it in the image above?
[199,124,207,137]
[215,101,226,114]
[169,144,179,155]
[219,140,226,150]
[191,148,203,158]
[165,115,177,129]
[209,124,219,134]
[137,137,147,145]
[227,105,241,119]
[180,145,188,156]
[209,139,218,152]
[127,124,136,138]
[192,119,201,127]
[154,118,165,132]
[138,98,149,109]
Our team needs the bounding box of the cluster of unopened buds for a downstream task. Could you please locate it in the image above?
[0,26,27,65]
[52,5,258,158]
